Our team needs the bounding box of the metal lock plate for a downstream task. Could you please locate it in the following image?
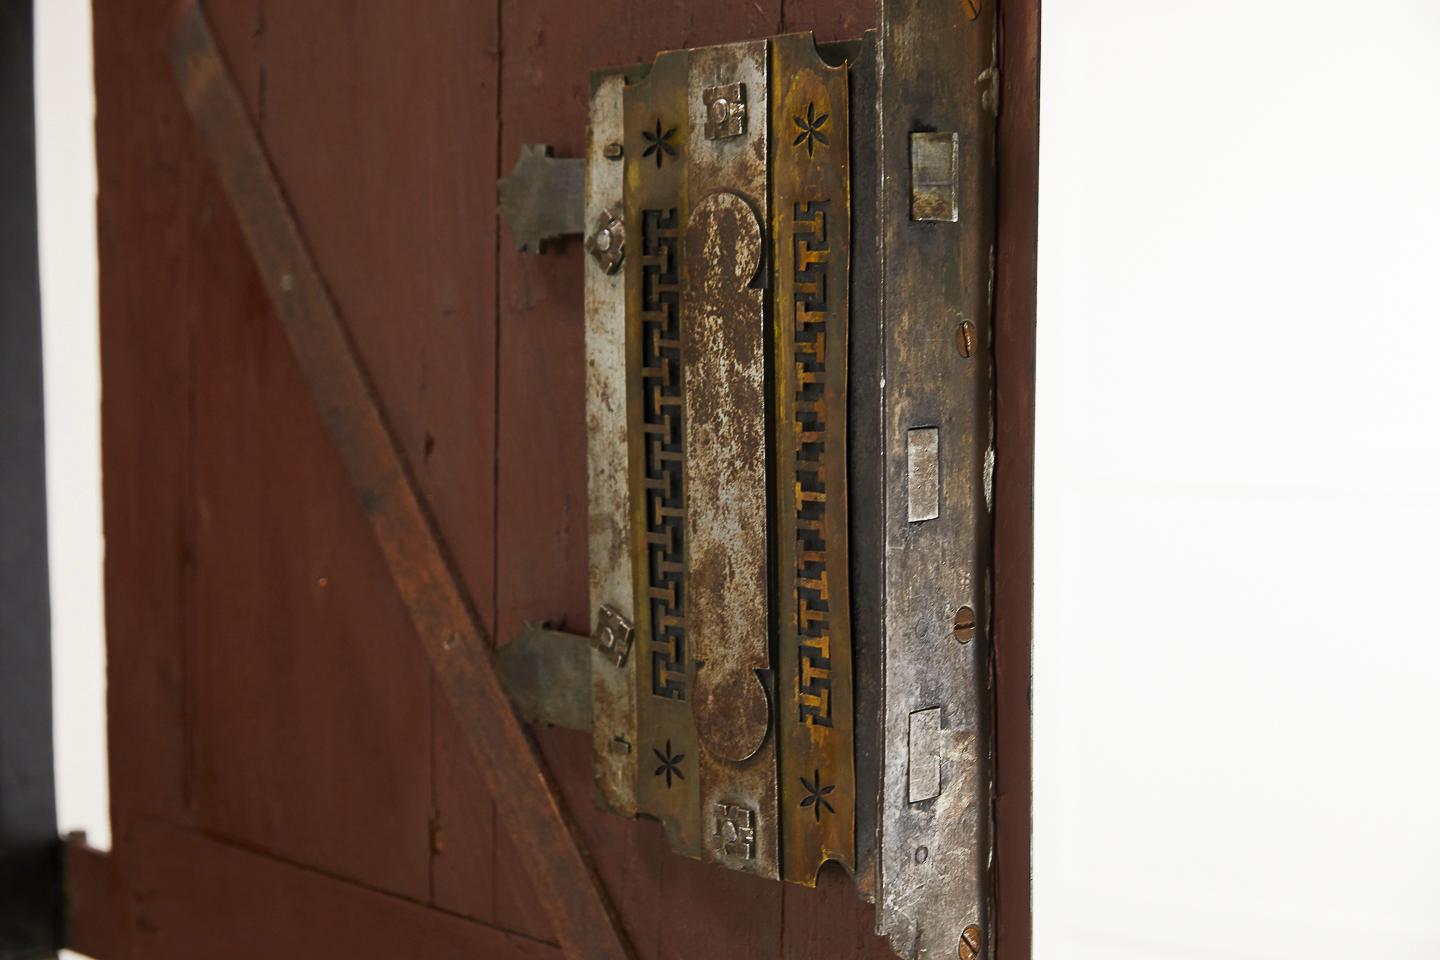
[501,3,997,955]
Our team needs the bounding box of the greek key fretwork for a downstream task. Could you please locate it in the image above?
[793,200,833,726]
[641,207,687,700]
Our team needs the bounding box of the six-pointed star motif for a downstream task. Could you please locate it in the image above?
[641,118,679,168]
[792,101,830,157]
[799,768,837,822]
[653,739,686,788]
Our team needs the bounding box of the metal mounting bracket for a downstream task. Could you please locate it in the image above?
[496,2,999,955]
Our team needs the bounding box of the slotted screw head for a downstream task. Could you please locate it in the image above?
[957,319,976,358]
[953,605,976,643]
[959,924,983,960]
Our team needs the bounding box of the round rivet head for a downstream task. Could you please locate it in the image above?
[709,98,730,124]
[593,228,612,252]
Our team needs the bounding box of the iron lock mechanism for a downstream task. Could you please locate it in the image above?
[499,4,998,957]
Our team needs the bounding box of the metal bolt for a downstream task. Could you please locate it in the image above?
[603,142,623,160]
[585,210,625,275]
[961,0,981,21]
[953,606,976,644]
[959,924,983,960]
[957,319,976,358]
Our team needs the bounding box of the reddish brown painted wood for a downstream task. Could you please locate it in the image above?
[168,6,631,959]
[94,0,198,830]
[178,0,509,902]
[993,1,1040,958]
[781,865,897,960]
[64,842,126,960]
[95,0,1033,956]
[118,820,556,960]
[782,0,877,42]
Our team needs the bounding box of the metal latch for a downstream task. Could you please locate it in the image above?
[498,3,998,957]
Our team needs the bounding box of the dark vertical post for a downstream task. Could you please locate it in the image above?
[993,1,1039,958]
[0,0,62,956]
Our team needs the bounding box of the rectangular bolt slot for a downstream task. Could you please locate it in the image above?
[910,131,960,222]
[907,707,942,803]
[907,427,940,522]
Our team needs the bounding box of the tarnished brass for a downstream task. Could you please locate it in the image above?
[771,33,856,886]
[506,12,1001,958]
[623,47,704,857]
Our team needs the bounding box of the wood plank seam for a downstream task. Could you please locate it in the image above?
[166,4,632,958]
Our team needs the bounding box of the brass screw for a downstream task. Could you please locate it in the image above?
[953,606,976,644]
[959,924,982,960]
[603,142,624,160]
[961,0,981,21]
[957,319,976,358]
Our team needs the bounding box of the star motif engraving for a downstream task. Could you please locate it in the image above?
[799,768,836,822]
[792,102,830,157]
[653,739,686,789]
[641,119,679,169]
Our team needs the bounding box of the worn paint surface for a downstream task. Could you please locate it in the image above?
[169,8,633,960]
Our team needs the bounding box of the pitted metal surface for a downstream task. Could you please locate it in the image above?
[587,73,640,817]
[874,0,998,955]
[682,39,780,880]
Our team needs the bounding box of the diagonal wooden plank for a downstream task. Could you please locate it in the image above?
[166,5,632,959]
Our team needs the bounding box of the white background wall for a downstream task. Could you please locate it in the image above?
[1034,2,1440,957]
[35,0,108,862]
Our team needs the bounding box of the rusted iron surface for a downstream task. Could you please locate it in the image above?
[845,29,885,904]
[499,624,594,732]
[623,47,703,858]
[873,0,999,954]
[587,72,641,818]
[771,32,857,886]
[681,192,770,767]
[499,144,586,252]
[168,7,632,959]
[682,39,781,882]
[683,52,770,772]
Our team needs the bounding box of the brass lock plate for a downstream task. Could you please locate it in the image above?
[503,5,999,957]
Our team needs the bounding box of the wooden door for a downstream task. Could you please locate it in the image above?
[74,1,1036,958]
